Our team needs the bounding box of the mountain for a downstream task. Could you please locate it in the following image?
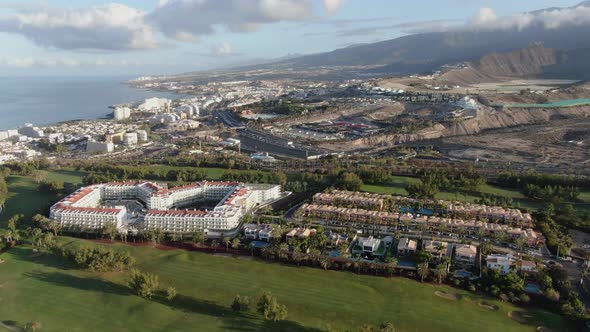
[260,2,590,78]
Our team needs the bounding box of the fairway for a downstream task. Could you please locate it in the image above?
[0,239,573,332]
[361,177,590,215]
[0,169,86,226]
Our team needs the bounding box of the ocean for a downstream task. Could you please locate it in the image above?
[0,76,182,130]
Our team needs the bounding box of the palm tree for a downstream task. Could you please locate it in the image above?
[31,228,43,247]
[192,232,204,247]
[434,263,448,284]
[292,247,303,266]
[279,243,289,261]
[308,248,321,266]
[211,240,220,253]
[222,236,231,250]
[417,262,429,282]
[320,256,331,270]
[231,238,241,250]
[386,258,398,277]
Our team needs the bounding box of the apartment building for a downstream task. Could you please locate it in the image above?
[50,181,282,233]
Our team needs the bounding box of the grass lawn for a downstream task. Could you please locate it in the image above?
[361,176,590,215]
[0,239,574,332]
[0,170,87,227]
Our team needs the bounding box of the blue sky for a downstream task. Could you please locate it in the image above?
[0,0,584,76]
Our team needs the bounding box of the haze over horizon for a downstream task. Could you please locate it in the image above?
[0,0,586,76]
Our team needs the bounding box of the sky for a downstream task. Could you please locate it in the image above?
[0,0,586,76]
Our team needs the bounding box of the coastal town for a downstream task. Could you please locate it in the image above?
[3,1,590,331]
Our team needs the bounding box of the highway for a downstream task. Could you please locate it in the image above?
[215,110,329,159]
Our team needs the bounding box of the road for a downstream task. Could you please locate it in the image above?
[215,110,329,159]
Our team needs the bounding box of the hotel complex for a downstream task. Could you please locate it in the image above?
[50,181,282,234]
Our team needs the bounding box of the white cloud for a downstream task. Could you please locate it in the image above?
[212,42,232,56]
[470,5,590,31]
[0,0,339,50]
[323,0,344,15]
[0,57,136,68]
[148,0,317,41]
[0,57,35,68]
[0,3,156,50]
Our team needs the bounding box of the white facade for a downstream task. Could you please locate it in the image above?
[50,181,282,234]
[18,125,44,138]
[114,107,132,120]
[136,130,149,142]
[86,141,114,153]
[139,97,171,113]
[486,254,515,275]
[123,133,138,146]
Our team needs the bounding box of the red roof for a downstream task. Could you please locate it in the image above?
[65,188,95,204]
[147,209,208,216]
[56,206,122,214]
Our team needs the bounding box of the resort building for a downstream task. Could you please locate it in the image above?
[453,244,477,266]
[423,240,449,259]
[50,181,283,234]
[486,254,516,275]
[397,237,417,256]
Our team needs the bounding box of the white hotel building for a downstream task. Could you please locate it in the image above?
[50,181,282,234]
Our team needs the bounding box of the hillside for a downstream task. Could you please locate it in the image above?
[437,44,558,85]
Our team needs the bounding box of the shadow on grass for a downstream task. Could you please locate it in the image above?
[8,247,77,270]
[24,270,321,332]
[23,271,130,296]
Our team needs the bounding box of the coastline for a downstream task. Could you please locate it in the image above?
[0,76,183,131]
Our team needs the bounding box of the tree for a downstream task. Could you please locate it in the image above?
[128,269,160,299]
[337,172,363,191]
[31,228,43,247]
[320,256,331,270]
[46,221,62,237]
[100,222,118,241]
[166,286,177,301]
[211,240,220,253]
[434,263,448,284]
[24,321,42,332]
[192,231,205,246]
[231,294,251,312]
[386,258,398,277]
[146,228,164,245]
[379,322,396,332]
[7,214,23,232]
[223,236,231,250]
[359,324,374,332]
[231,238,241,250]
[257,291,288,322]
[417,262,429,282]
[40,232,55,248]
[279,243,289,261]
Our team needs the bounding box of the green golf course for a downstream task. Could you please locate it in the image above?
[0,238,574,332]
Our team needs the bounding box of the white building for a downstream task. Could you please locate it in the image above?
[50,181,283,234]
[86,141,114,154]
[357,236,381,254]
[397,237,417,256]
[176,104,200,117]
[48,133,65,144]
[139,98,171,113]
[18,124,44,138]
[486,254,515,275]
[123,133,138,146]
[0,130,18,141]
[149,113,180,126]
[136,130,149,142]
[114,107,132,121]
[453,244,477,266]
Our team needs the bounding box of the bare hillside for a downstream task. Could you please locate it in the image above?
[438,44,557,85]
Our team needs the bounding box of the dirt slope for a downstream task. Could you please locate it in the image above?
[438,44,557,86]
